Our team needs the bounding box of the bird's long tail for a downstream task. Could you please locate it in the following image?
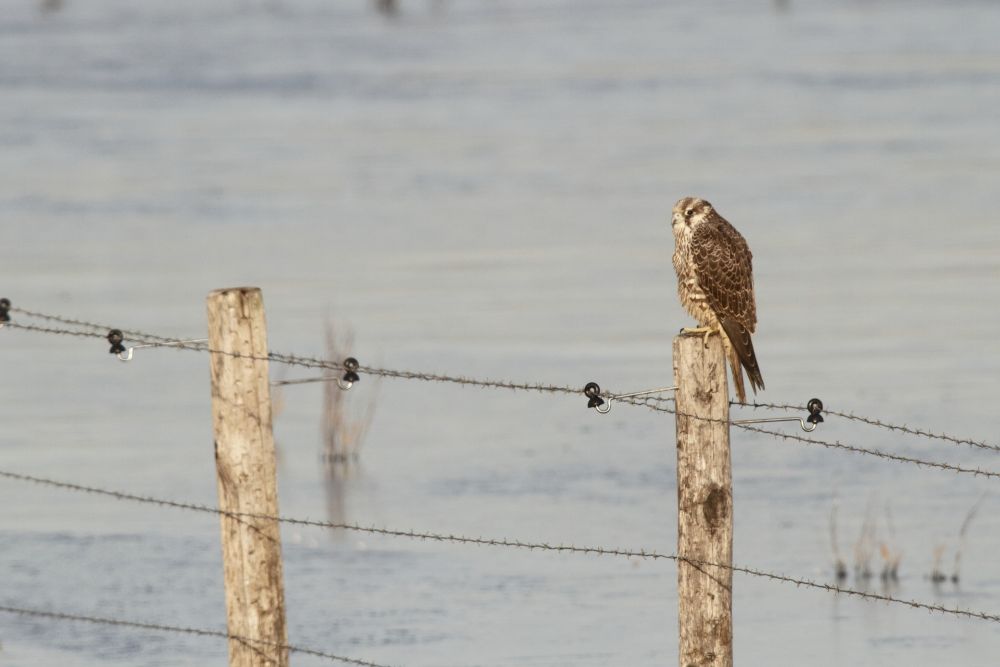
[719,317,764,403]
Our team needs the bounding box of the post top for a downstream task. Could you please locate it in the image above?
[207,286,263,297]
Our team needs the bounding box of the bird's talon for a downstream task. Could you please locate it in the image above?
[679,326,717,348]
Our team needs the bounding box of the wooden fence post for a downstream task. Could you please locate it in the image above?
[207,287,288,667]
[673,333,733,667]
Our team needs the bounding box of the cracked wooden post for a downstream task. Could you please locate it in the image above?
[674,333,733,667]
[207,287,288,667]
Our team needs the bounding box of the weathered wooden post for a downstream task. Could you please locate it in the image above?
[673,333,733,667]
[207,287,288,667]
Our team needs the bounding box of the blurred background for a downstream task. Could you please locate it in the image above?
[2,0,1000,665]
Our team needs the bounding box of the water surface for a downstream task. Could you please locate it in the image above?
[3,1,1000,665]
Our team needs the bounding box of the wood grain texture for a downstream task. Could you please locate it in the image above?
[673,334,733,667]
[207,287,288,667]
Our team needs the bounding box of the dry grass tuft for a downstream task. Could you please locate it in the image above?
[829,504,847,581]
[930,544,947,583]
[853,500,876,581]
[320,318,379,533]
[321,320,378,476]
[950,493,987,583]
[880,502,901,582]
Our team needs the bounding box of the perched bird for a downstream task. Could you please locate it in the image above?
[671,197,764,402]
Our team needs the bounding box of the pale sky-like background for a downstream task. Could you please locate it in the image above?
[3,1,1000,665]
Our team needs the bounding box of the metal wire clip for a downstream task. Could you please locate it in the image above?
[584,382,678,414]
[338,357,360,390]
[733,398,824,432]
[0,298,10,328]
[111,331,209,362]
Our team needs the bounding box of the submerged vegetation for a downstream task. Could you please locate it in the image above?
[321,318,379,531]
[830,494,987,590]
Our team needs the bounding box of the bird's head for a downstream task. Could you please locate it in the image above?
[671,197,713,230]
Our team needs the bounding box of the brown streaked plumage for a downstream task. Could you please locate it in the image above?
[671,196,764,402]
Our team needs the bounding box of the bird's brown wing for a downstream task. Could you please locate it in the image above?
[691,217,764,397]
[690,216,757,331]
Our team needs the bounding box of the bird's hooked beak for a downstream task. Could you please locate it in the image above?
[671,212,682,228]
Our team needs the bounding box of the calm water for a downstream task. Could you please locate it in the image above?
[3,1,1000,665]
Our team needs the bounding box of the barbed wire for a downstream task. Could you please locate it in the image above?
[570,392,1000,473]
[5,321,115,341]
[3,321,211,353]
[737,424,1000,479]
[5,305,998,454]
[5,318,580,397]
[619,399,1000,480]
[0,604,392,667]
[2,313,600,394]
[6,319,996,477]
[3,468,999,625]
[5,314,998,479]
[737,399,1000,454]
[9,307,182,344]
[274,376,1000,456]
[715,567,1000,623]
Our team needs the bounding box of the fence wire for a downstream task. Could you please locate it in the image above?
[736,425,1000,479]
[0,604,392,667]
[2,467,999,625]
[9,307,184,344]
[737,399,1000,454]
[5,305,999,458]
[628,399,1000,481]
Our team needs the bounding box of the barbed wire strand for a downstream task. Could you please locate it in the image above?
[10,307,182,344]
[616,398,1000,480]
[4,321,210,354]
[2,468,999,625]
[737,398,1000,454]
[5,320,997,478]
[635,394,999,454]
[7,319,998,475]
[3,319,591,394]
[5,321,117,341]
[0,333,985,478]
[0,604,392,667]
[736,424,1000,479]
[5,319,581,395]
[6,307,997,452]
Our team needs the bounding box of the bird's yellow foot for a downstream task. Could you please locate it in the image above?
[680,326,719,347]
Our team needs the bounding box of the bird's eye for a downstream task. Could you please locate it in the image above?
[685,208,694,217]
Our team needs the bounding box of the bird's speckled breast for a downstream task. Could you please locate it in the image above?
[672,226,718,328]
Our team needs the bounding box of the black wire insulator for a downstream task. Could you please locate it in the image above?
[107,329,126,355]
[0,298,10,322]
[342,357,360,384]
[584,381,605,409]
[807,398,824,425]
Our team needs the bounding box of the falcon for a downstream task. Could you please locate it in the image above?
[671,196,764,403]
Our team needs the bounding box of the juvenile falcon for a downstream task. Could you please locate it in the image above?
[671,196,764,403]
